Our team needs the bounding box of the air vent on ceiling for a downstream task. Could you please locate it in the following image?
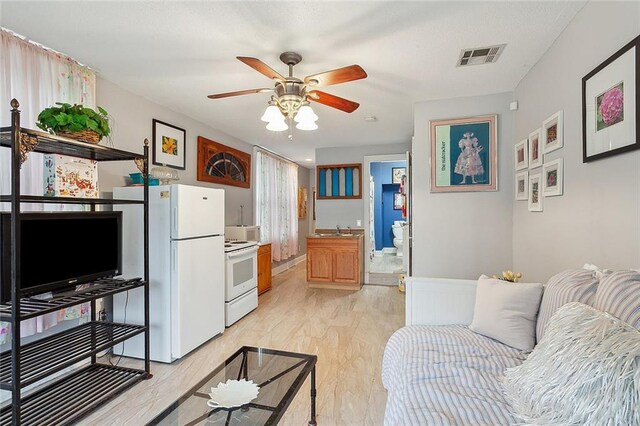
[457,44,506,67]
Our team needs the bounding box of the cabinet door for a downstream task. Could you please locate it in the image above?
[307,248,333,282]
[332,249,358,283]
[258,251,271,294]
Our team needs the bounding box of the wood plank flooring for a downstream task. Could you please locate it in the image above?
[81,262,405,425]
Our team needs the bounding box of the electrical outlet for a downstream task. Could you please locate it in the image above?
[356,219,362,227]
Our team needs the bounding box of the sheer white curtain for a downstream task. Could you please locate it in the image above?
[255,150,298,262]
[0,28,96,343]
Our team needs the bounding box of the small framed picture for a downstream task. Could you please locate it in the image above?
[515,171,529,201]
[153,119,186,170]
[514,139,528,170]
[393,192,403,210]
[528,173,543,212]
[542,158,564,197]
[582,35,639,162]
[392,167,406,184]
[528,128,542,169]
[542,111,563,154]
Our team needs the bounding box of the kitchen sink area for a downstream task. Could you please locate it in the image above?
[306,229,364,290]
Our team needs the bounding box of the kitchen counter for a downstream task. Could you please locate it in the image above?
[306,233,363,290]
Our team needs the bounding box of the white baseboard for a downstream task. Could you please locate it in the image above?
[273,254,307,276]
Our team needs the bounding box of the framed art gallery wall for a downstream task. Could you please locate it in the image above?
[412,91,514,280]
[511,1,640,282]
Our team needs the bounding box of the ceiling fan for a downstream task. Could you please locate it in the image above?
[207,52,367,132]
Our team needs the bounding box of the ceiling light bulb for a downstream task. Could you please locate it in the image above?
[294,105,318,123]
[261,105,284,122]
[295,120,318,131]
[266,120,288,132]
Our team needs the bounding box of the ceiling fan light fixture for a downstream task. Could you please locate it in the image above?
[295,120,318,131]
[294,105,318,123]
[266,119,288,132]
[261,105,284,122]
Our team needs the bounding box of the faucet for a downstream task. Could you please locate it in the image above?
[336,225,341,235]
[347,226,352,234]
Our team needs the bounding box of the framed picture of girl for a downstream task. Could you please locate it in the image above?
[429,115,498,193]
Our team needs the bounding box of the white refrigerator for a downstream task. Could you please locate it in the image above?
[113,184,225,363]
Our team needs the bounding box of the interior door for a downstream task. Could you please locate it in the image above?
[403,149,412,276]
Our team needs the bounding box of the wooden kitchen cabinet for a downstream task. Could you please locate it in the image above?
[306,235,363,290]
[258,243,272,294]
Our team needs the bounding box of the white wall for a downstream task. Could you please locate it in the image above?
[315,143,411,228]
[512,1,640,281]
[412,92,514,279]
[96,77,253,226]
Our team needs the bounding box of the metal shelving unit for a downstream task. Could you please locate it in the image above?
[0,99,152,425]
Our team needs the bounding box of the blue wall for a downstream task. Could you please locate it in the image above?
[370,161,406,250]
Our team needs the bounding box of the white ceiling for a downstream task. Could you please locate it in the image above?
[1,1,585,164]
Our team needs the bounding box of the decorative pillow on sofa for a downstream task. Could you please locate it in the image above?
[536,268,600,343]
[503,302,640,425]
[594,269,640,329]
[469,276,543,351]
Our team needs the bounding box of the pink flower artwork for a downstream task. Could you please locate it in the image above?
[597,82,624,130]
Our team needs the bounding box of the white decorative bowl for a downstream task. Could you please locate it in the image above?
[207,379,260,409]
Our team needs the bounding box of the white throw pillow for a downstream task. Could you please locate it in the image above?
[469,276,543,351]
[503,302,640,425]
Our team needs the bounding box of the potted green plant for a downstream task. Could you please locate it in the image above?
[36,102,111,144]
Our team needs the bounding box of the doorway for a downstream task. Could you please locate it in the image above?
[363,154,409,285]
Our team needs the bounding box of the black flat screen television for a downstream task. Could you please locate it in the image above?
[0,211,122,303]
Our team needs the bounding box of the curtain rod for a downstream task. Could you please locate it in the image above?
[254,145,299,167]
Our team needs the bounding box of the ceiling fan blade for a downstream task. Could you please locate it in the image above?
[304,65,367,87]
[207,88,271,99]
[237,57,285,81]
[307,90,360,113]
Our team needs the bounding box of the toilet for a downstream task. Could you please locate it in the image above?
[391,220,405,257]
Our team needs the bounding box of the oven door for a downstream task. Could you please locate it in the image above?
[225,246,258,301]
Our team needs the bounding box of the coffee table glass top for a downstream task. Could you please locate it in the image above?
[148,346,317,426]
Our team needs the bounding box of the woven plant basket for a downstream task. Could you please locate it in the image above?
[58,129,101,144]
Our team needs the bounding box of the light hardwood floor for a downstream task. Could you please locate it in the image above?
[82,262,405,425]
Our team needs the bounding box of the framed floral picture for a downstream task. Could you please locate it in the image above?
[528,128,542,169]
[430,115,498,193]
[542,110,563,154]
[515,171,528,201]
[514,139,528,170]
[542,158,563,197]
[582,35,639,162]
[152,119,186,170]
[528,172,543,212]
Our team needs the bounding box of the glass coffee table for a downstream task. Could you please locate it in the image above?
[148,346,317,425]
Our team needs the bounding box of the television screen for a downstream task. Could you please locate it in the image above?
[1,212,122,303]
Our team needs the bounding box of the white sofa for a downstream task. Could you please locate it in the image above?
[383,277,525,425]
[382,270,640,425]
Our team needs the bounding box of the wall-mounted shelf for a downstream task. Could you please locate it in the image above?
[316,163,362,200]
[0,195,145,205]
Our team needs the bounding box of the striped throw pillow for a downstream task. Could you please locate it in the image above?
[536,269,599,343]
[594,270,640,329]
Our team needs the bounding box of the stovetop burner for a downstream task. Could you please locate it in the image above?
[231,241,248,244]
[224,244,232,248]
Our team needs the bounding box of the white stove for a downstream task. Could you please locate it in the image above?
[224,240,258,253]
[224,239,258,327]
